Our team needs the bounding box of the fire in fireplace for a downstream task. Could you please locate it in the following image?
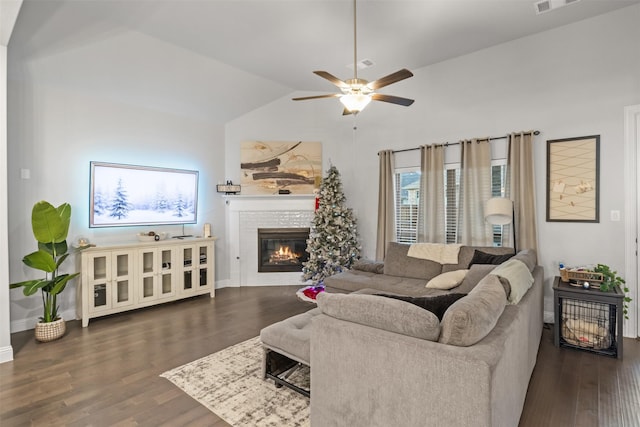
[258,228,310,272]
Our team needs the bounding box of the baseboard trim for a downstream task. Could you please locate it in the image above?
[10,307,77,333]
[216,279,234,288]
[0,345,14,363]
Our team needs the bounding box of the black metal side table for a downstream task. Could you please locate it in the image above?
[553,276,624,359]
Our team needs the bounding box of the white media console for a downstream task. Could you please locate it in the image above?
[77,237,216,327]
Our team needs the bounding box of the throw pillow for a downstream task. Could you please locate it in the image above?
[455,264,497,294]
[490,259,534,304]
[316,292,441,341]
[425,269,469,290]
[468,250,514,268]
[375,293,467,321]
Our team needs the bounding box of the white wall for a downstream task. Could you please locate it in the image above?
[7,42,226,333]
[1,0,23,363]
[226,5,640,327]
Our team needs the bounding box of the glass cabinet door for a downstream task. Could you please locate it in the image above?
[182,246,196,292]
[88,254,112,312]
[112,251,134,308]
[159,248,176,298]
[138,247,176,302]
[197,244,210,290]
[138,248,158,302]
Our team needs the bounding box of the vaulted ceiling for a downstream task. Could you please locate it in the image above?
[8,0,639,123]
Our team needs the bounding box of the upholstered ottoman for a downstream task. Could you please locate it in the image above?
[260,307,321,397]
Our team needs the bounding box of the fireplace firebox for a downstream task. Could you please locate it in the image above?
[258,228,310,272]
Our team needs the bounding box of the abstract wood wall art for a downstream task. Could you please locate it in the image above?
[546,135,600,222]
[240,141,322,195]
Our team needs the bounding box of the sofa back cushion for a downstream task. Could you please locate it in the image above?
[510,249,537,272]
[438,274,507,346]
[384,242,443,280]
[316,292,441,341]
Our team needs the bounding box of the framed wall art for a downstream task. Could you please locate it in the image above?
[240,141,322,195]
[546,135,600,222]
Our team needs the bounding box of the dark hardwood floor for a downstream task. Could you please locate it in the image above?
[0,286,638,426]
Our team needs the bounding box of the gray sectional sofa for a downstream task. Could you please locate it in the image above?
[310,242,544,427]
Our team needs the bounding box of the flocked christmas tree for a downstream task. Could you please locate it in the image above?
[302,165,361,284]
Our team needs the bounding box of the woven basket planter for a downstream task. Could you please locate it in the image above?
[35,318,66,342]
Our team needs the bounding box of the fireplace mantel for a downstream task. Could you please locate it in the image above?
[224,194,315,212]
[224,194,315,287]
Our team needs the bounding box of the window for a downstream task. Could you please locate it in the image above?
[490,160,509,247]
[394,168,420,244]
[444,165,460,244]
[394,159,508,246]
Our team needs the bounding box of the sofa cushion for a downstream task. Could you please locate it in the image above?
[260,307,321,364]
[453,264,497,294]
[352,259,385,274]
[316,292,441,341]
[375,293,467,320]
[383,242,443,280]
[438,274,507,346]
[426,269,469,289]
[468,250,514,268]
[490,259,535,304]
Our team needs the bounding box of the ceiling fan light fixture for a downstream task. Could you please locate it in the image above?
[340,93,371,113]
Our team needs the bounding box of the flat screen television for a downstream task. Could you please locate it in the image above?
[89,161,199,228]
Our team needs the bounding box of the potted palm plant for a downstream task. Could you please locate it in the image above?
[10,201,79,342]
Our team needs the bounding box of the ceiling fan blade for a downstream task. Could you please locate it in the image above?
[292,93,341,101]
[372,93,415,107]
[367,69,414,90]
[313,71,350,89]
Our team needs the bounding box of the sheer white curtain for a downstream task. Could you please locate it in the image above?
[418,144,445,243]
[376,150,395,260]
[508,132,538,251]
[458,139,493,245]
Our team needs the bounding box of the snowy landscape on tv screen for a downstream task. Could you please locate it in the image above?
[90,162,198,227]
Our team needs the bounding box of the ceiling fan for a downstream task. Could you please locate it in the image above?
[292,0,414,115]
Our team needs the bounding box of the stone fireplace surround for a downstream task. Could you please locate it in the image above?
[224,195,315,286]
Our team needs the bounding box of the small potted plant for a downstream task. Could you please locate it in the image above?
[594,263,632,320]
[10,201,80,342]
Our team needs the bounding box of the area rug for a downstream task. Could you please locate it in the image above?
[160,337,310,427]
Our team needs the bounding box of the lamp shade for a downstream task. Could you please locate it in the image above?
[340,94,371,113]
[485,197,513,225]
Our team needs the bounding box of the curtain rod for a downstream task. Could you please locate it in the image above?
[388,130,540,154]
